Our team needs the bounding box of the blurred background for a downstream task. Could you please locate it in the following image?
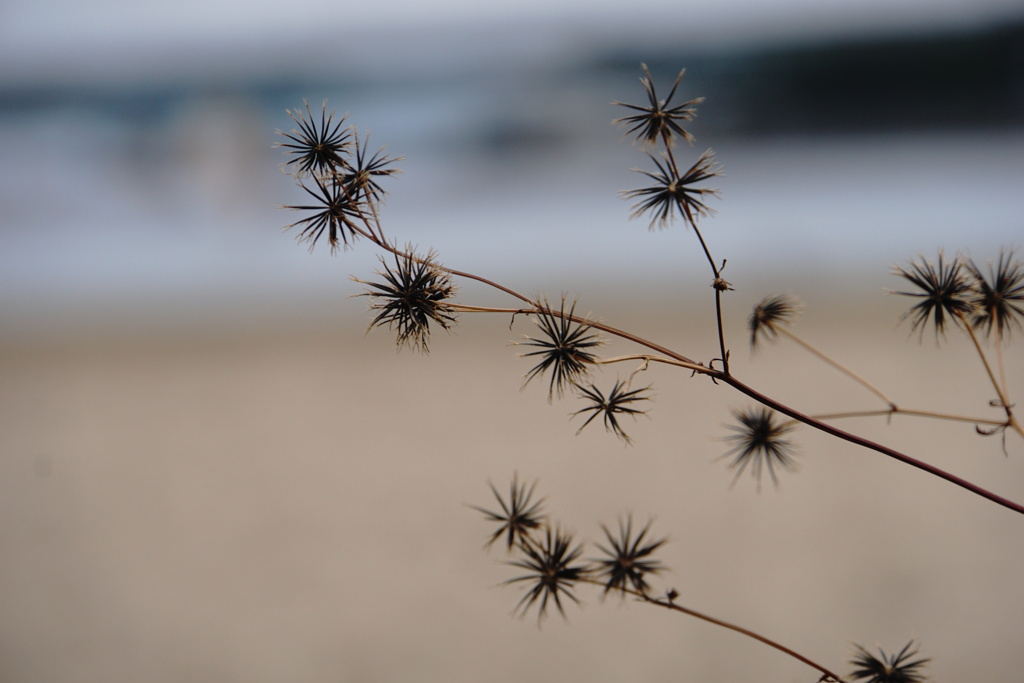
[2,1,1023,681]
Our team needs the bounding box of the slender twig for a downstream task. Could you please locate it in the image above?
[577,578,846,682]
[772,313,1019,436]
[956,311,1023,438]
[662,143,730,374]
[686,221,730,375]
[487,298,1023,512]
[995,338,1009,403]
[449,303,709,373]
[803,408,1007,427]
[719,373,1024,514]
[361,237,1023,513]
[775,327,895,407]
[958,311,1011,409]
[597,353,707,373]
[447,304,527,315]
[713,287,729,374]
[367,230,539,308]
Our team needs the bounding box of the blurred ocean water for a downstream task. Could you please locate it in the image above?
[2,21,1023,331]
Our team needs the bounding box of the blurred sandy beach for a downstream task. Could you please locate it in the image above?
[2,290,1022,682]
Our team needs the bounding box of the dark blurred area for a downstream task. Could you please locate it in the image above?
[619,21,1024,134]
[3,19,1021,137]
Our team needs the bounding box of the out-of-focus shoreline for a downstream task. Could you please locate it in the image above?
[2,292,1023,682]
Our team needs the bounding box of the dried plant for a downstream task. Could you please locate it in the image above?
[622,148,722,229]
[892,250,975,339]
[276,99,352,178]
[593,516,666,596]
[722,406,798,488]
[275,64,1022,681]
[469,474,546,551]
[505,525,589,621]
[850,642,930,683]
[572,378,652,444]
[517,297,602,400]
[612,63,702,147]
[749,293,801,349]
[967,247,1024,340]
[354,247,457,352]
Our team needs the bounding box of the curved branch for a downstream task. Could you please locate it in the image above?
[719,374,1024,514]
[578,579,845,682]
[801,408,1007,428]
[350,223,1024,514]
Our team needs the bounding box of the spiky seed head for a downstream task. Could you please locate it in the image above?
[749,294,801,349]
[892,250,974,340]
[721,407,798,489]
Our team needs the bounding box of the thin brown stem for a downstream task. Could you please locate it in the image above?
[777,327,895,407]
[713,286,729,373]
[680,216,729,374]
[448,304,525,315]
[597,353,707,373]
[500,302,1023,512]
[578,579,845,682]
[450,303,705,369]
[719,373,1024,514]
[663,143,729,373]
[663,136,678,172]
[803,408,1007,427]
[690,221,719,278]
[448,304,709,371]
[956,312,1023,438]
[353,224,1023,513]
[958,312,1011,408]
[356,225,540,308]
[995,338,1009,401]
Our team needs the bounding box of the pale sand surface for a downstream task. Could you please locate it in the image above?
[2,294,1022,682]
